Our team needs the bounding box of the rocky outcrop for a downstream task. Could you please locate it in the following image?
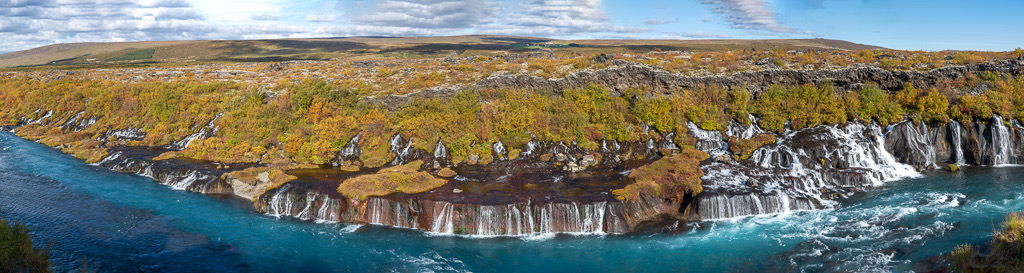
[93,146,253,195]
[370,58,1024,110]
[476,58,1024,96]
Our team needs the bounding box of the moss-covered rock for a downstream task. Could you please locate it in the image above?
[613,147,709,203]
[337,160,448,201]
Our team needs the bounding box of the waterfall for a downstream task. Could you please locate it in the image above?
[59,112,83,130]
[364,198,628,236]
[492,141,508,160]
[265,185,344,222]
[699,191,816,220]
[726,114,768,139]
[658,132,679,151]
[339,134,361,158]
[164,129,208,151]
[433,139,448,160]
[165,171,201,190]
[105,128,147,141]
[989,115,1014,165]
[164,113,223,151]
[388,134,415,165]
[687,122,727,156]
[268,185,297,217]
[950,121,966,165]
[700,122,920,220]
[27,110,53,125]
[522,139,542,157]
[430,203,455,233]
[600,139,622,153]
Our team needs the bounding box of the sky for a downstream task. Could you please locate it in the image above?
[0,0,1022,53]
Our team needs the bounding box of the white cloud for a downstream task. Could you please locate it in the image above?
[484,0,648,36]
[0,0,213,51]
[643,19,676,25]
[250,12,280,21]
[702,0,806,34]
[0,0,651,53]
[351,0,497,30]
[189,0,278,24]
[306,13,336,22]
[674,31,731,39]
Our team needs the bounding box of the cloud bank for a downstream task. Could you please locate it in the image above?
[702,0,809,35]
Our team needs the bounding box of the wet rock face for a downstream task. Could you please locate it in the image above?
[884,121,937,170]
[58,112,98,132]
[94,146,252,195]
[163,113,222,151]
[974,115,1019,165]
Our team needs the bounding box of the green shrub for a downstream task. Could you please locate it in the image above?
[0,218,51,273]
[951,211,1024,272]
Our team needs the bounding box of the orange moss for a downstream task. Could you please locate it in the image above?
[614,147,709,203]
[337,160,447,201]
[729,134,777,160]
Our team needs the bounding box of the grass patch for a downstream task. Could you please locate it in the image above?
[337,160,447,201]
[105,49,155,62]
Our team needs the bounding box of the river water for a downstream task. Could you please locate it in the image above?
[0,131,1020,272]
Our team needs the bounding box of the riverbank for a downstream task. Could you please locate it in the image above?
[7,130,1024,272]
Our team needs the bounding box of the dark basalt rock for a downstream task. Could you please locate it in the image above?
[884,121,936,170]
[95,146,255,195]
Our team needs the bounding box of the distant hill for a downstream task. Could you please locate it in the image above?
[0,35,885,68]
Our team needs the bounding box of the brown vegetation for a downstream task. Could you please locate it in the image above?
[337,160,447,201]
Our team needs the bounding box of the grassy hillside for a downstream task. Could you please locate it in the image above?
[0,35,884,68]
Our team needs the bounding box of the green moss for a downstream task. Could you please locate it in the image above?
[948,164,961,172]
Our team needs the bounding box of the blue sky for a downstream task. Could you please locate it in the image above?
[0,0,1021,53]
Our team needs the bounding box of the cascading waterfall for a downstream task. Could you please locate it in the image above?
[950,121,967,165]
[265,185,344,222]
[492,141,508,160]
[388,134,415,165]
[430,203,455,234]
[687,121,728,156]
[700,122,920,220]
[987,115,1014,165]
[104,128,147,141]
[338,134,361,158]
[93,149,231,194]
[726,114,768,139]
[433,139,448,160]
[364,198,628,236]
[164,113,223,151]
[27,110,53,125]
